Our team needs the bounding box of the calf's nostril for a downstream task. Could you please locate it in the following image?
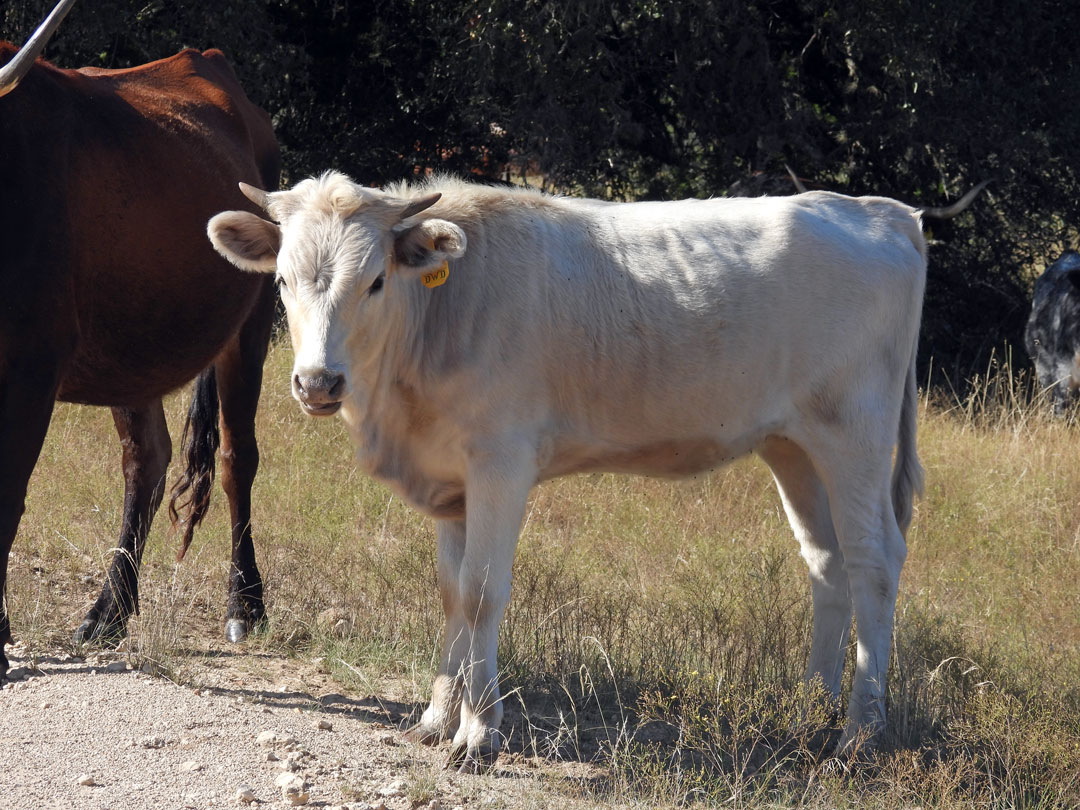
[328,374,345,398]
[293,374,307,397]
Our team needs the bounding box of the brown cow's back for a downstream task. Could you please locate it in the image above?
[0,46,278,406]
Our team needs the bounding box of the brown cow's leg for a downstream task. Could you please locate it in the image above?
[0,356,61,679]
[74,401,170,644]
[216,283,274,643]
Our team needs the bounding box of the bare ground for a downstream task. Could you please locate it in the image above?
[1,633,602,810]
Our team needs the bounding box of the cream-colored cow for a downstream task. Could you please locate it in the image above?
[209,172,926,770]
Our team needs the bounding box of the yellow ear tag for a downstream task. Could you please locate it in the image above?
[422,261,450,289]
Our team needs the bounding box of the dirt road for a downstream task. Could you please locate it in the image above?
[1,644,555,810]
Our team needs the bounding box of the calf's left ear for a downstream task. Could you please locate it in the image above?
[207,211,281,273]
[392,219,467,275]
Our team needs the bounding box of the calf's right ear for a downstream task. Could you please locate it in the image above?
[207,211,281,273]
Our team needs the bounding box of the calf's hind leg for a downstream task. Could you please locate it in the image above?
[758,436,851,700]
[802,430,908,749]
[75,401,171,644]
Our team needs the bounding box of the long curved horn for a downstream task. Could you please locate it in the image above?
[0,0,78,98]
[921,179,990,220]
[239,182,272,211]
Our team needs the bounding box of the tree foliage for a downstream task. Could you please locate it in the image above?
[5,0,1079,384]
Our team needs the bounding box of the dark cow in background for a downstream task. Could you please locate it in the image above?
[0,0,278,678]
[1025,251,1080,413]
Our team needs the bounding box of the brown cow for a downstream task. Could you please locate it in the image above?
[0,0,278,677]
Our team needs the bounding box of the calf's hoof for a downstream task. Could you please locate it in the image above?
[833,719,883,760]
[404,719,452,746]
[447,730,500,774]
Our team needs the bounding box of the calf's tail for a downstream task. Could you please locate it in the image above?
[891,339,924,535]
[168,367,220,561]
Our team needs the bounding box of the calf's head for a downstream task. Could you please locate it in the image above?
[1025,251,1080,415]
[207,172,466,416]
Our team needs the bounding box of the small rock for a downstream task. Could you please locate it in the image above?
[141,735,167,749]
[283,786,310,806]
[380,734,397,746]
[76,774,95,786]
[370,803,387,810]
[104,660,129,673]
[280,734,299,748]
[40,702,52,709]
[256,730,278,747]
[179,761,203,773]
[265,751,279,762]
[377,780,406,799]
[276,773,309,806]
[427,800,441,810]
[274,772,299,788]
[314,718,332,731]
[235,785,256,804]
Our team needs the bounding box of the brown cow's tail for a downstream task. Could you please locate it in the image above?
[891,338,925,536]
[169,367,220,561]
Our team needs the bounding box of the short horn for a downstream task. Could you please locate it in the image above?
[0,0,78,98]
[399,192,442,220]
[239,182,271,212]
[785,164,808,194]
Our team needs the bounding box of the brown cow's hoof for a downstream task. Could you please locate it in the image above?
[224,618,250,643]
[73,615,127,646]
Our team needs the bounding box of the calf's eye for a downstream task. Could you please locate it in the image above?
[369,275,385,294]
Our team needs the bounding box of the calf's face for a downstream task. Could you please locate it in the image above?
[1025,251,1080,414]
[206,174,465,416]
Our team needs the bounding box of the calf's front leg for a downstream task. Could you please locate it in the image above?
[405,518,468,744]
[446,442,535,773]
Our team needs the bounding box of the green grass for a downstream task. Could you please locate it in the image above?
[8,340,1080,808]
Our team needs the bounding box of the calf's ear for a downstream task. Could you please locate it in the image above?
[207,211,281,273]
[391,218,467,275]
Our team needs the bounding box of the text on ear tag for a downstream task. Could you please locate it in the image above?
[422,262,450,289]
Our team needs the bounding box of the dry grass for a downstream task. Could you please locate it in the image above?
[7,340,1080,808]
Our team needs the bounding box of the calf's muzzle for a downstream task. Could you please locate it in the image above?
[293,370,346,416]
